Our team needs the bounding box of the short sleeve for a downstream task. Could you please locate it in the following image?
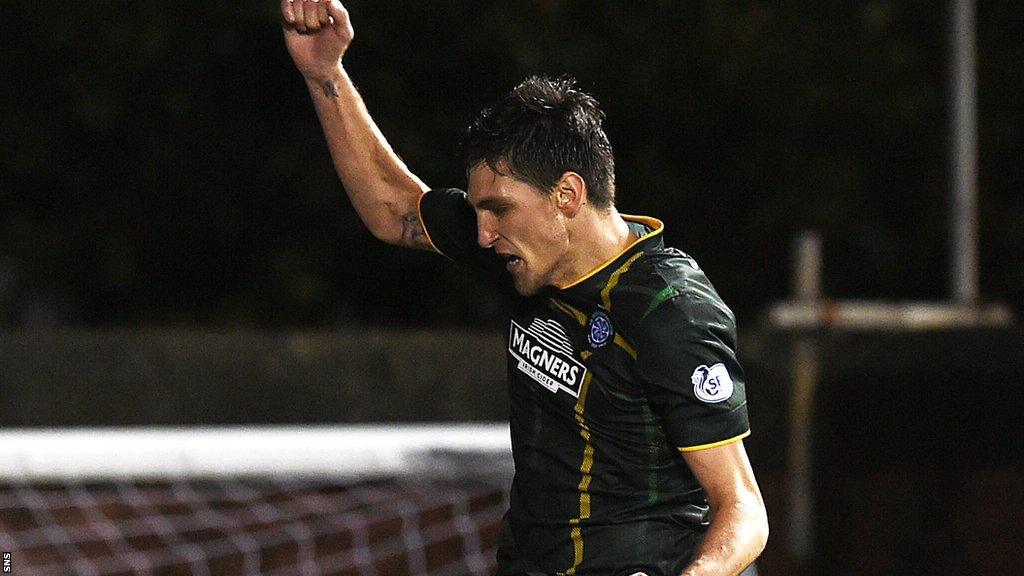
[634,287,750,451]
[419,188,506,275]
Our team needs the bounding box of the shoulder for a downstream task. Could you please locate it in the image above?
[609,248,736,345]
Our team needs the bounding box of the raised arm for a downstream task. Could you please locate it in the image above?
[281,0,432,249]
[678,440,768,576]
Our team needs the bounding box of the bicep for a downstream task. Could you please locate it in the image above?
[366,188,436,252]
[360,184,433,249]
[680,440,762,510]
[678,434,769,573]
[397,208,439,252]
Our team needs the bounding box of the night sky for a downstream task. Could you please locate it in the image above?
[2,0,1020,328]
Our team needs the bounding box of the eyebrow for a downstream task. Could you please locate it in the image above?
[474,198,511,211]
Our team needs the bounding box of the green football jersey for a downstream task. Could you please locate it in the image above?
[420,189,750,576]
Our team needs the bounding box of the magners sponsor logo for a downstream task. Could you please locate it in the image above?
[508,318,587,397]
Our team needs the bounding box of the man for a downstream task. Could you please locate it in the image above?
[281,2,768,575]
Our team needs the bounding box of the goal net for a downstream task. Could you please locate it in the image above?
[0,424,512,576]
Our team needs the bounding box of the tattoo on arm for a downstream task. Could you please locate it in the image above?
[319,80,340,98]
[400,210,431,250]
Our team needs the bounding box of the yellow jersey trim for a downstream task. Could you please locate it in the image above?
[549,298,587,326]
[564,370,595,575]
[548,298,637,359]
[416,191,444,256]
[677,430,751,453]
[558,215,664,290]
[601,251,644,311]
[613,334,637,359]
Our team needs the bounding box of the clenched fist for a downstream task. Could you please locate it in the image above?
[281,0,354,82]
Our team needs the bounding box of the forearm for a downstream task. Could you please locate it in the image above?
[680,498,768,576]
[306,64,428,243]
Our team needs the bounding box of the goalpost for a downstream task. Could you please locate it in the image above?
[769,232,1012,565]
[769,0,1016,564]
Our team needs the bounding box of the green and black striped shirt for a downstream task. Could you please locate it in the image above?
[420,188,750,576]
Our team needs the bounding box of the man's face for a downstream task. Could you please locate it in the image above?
[467,163,570,296]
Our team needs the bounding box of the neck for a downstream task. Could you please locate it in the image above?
[556,207,636,288]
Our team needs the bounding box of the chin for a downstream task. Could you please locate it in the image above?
[512,276,543,296]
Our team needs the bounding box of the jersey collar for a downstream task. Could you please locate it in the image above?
[556,215,664,295]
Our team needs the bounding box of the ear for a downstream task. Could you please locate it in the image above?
[553,171,587,217]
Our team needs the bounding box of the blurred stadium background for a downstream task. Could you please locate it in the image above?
[1,1,1021,575]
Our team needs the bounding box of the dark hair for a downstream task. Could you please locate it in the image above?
[462,76,616,209]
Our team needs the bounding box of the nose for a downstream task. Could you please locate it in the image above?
[477,212,499,248]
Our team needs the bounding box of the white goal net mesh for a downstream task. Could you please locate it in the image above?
[0,425,512,576]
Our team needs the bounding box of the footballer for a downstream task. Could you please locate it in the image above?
[281,2,768,574]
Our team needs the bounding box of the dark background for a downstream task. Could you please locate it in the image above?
[1,2,1022,575]
[2,0,1021,328]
